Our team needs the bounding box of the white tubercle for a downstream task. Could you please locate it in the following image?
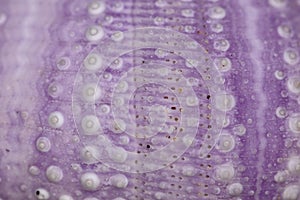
[35,188,50,200]
[287,156,300,173]
[208,6,226,19]
[283,48,299,66]
[36,137,51,152]
[227,183,243,196]
[211,23,224,33]
[84,53,103,72]
[46,165,63,183]
[232,124,246,136]
[154,192,165,200]
[111,119,126,133]
[287,76,300,94]
[56,57,71,70]
[48,111,64,128]
[154,16,165,26]
[181,166,196,176]
[115,80,129,93]
[215,93,236,112]
[29,165,40,176]
[216,133,235,153]
[268,0,287,8]
[111,58,123,69]
[81,115,101,135]
[85,25,104,42]
[288,114,300,134]
[107,146,128,163]
[282,185,299,200]
[88,1,106,15]
[215,163,235,181]
[274,70,285,80]
[81,145,100,164]
[186,96,199,107]
[274,170,289,183]
[111,2,124,12]
[181,9,195,18]
[82,83,101,102]
[275,107,288,119]
[214,39,230,52]
[80,172,100,191]
[48,82,63,98]
[109,174,128,188]
[277,24,293,39]
[59,194,74,200]
[214,57,232,72]
[111,31,124,42]
[99,104,110,114]
[103,72,112,81]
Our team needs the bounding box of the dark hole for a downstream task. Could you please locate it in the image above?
[35,190,40,196]
[146,145,150,149]
[207,95,211,99]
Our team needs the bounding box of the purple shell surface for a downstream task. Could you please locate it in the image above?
[0,0,300,199]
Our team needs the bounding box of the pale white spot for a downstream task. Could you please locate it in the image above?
[110,58,123,69]
[214,57,232,72]
[277,24,293,39]
[103,72,112,81]
[155,49,168,58]
[287,156,300,174]
[35,188,50,200]
[275,107,288,119]
[232,124,246,136]
[186,96,199,107]
[81,115,101,135]
[112,97,124,107]
[215,163,235,181]
[227,183,243,196]
[274,170,289,183]
[59,195,74,200]
[80,145,100,164]
[216,133,235,153]
[111,31,124,42]
[111,2,124,12]
[154,16,165,25]
[0,13,7,25]
[36,137,51,152]
[84,53,103,72]
[56,57,71,70]
[155,0,167,7]
[288,114,300,134]
[85,25,104,42]
[215,93,236,112]
[47,82,63,98]
[88,1,106,15]
[48,111,64,128]
[181,166,196,176]
[82,83,101,102]
[29,165,40,176]
[107,146,128,163]
[115,80,128,93]
[208,6,226,19]
[283,48,299,66]
[282,185,299,200]
[99,104,110,114]
[211,23,224,33]
[214,39,230,52]
[274,70,285,80]
[181,9,195,17]
[287,76,300,94]
[46,165,63,183]
[80,172,100,191]
[109,174,128,188]
[154,192,165,200]
[268,0,287,8]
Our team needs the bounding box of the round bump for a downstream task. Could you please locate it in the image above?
[35,188,50,200]
[208,6,226,19]
[99,104,110,114]
[215,164,235,181]
[111,2,124,12]
[282,185,299,200]
[275,107,288,119]
[84,53,103,72]
[110,58,123,69]
[56,57,71,70]
[109,174,128,188]
[36,137,51,152]
[287,156,300,173]
[48,111,64,128]
[181,166,196,176]
[186,96,199,107]
[88,1,106,15]
[181,9,195,18]
[46,165,63,183]
[232,124,246,136]
[111,31,124,42]
[115,80,128,93]
[29,165,40,176]
[59,195,74,200]
[47,82,63,98]
[154,16,165,26]
[107,146,128,163]
[111,119,126,134]
[287,76,300,94]
[227,183,243,196]
[85,25,104,42]
[80,172,100,191]
[214,39,230,52]
[214,57,232,72]
[216,133,235,153]
[81,115,101,135]
[288,114,300,134]
[274,70,285,80]
[211,23,224,33]
[283,48,299,66]
[215,93,236,112]
[82,83,101,102]
[277,24,293,39]
[268,0,287,8]
[80,145,100,164]
[103,72,112,81]
[274,170,289,183]
[155,0,167,7]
